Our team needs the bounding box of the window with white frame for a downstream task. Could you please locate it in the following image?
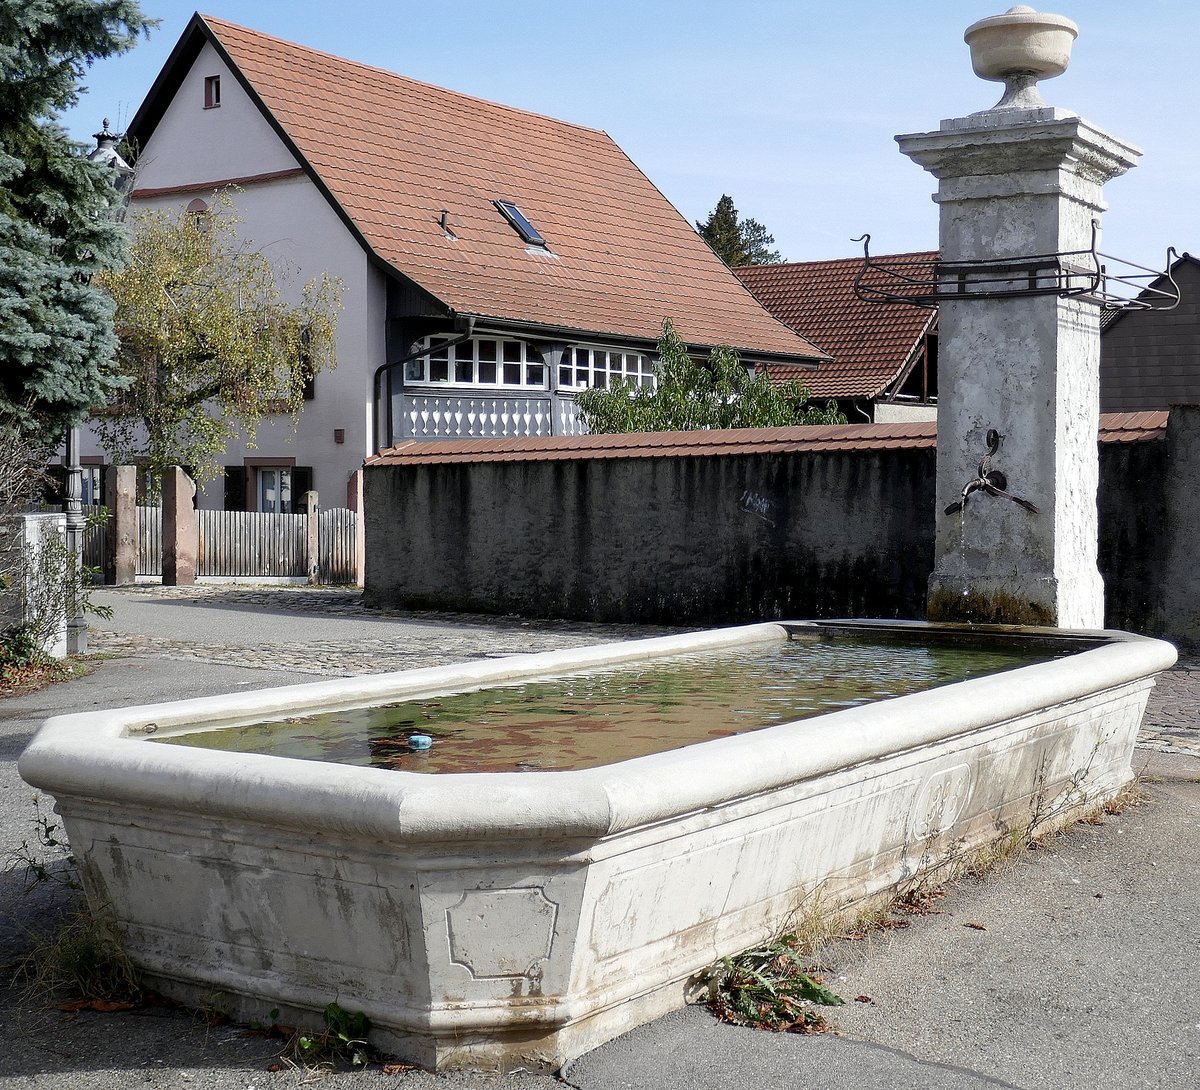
[258,467,292,514]
[404,336,547,388]
[558,346,655,391]
[80,466,103,506]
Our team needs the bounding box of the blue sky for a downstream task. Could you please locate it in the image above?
[60,1,1197,273]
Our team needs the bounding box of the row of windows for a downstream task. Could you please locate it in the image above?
[403,337,655,391]
[565,347,655,391]
[406,337,546,387]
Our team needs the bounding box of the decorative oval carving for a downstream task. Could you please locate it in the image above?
[911,763,973,840]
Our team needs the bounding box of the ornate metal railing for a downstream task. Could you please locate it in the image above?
[853,222,1180,312]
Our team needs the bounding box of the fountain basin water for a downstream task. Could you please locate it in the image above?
[18,620,1174,1071]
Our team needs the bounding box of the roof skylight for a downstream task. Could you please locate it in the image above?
[494,199,547,248]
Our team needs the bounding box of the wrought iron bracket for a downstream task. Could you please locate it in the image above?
[853,222,1180,313]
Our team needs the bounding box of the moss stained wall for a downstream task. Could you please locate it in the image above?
[365,429,1188,640]
[365,449,936,625]
[1098,439,1166,633]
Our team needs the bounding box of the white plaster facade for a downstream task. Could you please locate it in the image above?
[79,42,386,511]
[871,401,938,424]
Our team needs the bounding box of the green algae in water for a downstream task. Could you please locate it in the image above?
[154,637,1064,773]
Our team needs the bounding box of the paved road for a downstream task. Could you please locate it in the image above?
[0,586,1196,1089]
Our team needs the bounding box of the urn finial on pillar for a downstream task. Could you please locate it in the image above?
[964,6,1078,110]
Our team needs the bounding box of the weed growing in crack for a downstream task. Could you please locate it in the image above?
[4,794,79,892]
[252,1001,377,1073]
[14,908,141,1007]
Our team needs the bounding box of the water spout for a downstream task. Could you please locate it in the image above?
[944,429,1040,516]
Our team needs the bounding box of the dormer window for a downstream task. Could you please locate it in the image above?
[204,75,221,109]
[494,199,546,248]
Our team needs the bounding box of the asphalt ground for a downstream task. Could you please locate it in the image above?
[0,586,1196,1089]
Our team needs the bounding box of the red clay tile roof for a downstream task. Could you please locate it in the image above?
[145,16,826,364]
[735,254,938,398]
[1097,410,1168,441]
[365,412,1167,466]
[365,422,936,466]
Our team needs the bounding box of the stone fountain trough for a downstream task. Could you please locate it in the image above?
[21,2,1172,1073]
[18,620,1174,1071]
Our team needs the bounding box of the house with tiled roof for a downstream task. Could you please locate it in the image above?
[735,254,939,423]
[1101,252,1200,413]
[78,13,826,512]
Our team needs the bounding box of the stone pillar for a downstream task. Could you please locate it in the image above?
[12,514,67,659]
[304,490,319,585]
[162,466,197,586]
[347,470,365,588]
[898,106,1139,627]
[103,466,138,585]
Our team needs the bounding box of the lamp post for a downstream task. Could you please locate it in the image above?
[87,118,135,206]
[62,425,86,653]
[59,121,136,654]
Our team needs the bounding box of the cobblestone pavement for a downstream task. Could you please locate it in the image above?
[86,584,1200,756]
[86,583,678,675]
[1139,652,1200,755]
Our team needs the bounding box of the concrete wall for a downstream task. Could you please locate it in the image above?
[366,449,936,625]
[365,413,1200,644]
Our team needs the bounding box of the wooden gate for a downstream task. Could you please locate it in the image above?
[131,506,358,583]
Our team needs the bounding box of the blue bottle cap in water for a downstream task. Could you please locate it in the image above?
[408,733,433,750]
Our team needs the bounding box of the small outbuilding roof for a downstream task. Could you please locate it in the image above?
[128,14,827,366]
[735,254,938,398]
[366,412,1166,467]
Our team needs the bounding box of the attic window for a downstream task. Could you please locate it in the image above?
[185,198,211,233]
[204,75,221,109]
[494,200,546,248]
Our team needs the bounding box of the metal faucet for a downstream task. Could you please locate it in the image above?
[944,429,1039,515]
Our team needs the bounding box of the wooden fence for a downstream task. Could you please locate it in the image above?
[137,506,160,576]
[84,505,359,584]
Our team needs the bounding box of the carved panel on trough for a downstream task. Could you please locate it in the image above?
[447,887,558,978]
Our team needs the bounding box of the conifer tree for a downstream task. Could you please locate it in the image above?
[697,195,747,267]
[0,1,154,445]
[696,194,783,267]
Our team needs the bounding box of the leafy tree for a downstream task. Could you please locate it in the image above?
[93,193,343,486]
[576,319,845,433]
[696,194,782,267]
[0,0,155,446]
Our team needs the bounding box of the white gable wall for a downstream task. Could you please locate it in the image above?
[133,42,298,184]
[81,42,385,512]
